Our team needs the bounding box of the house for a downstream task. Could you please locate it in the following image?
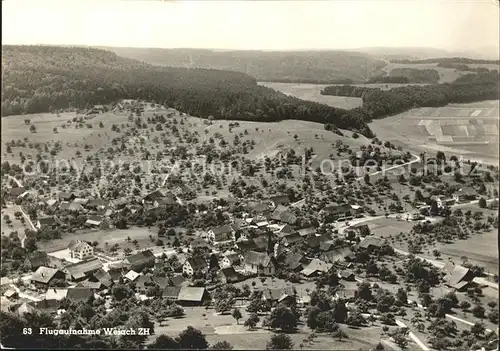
[189,238,210,251]
[323,203,352,219]
[60,201,84,212]
[109,197,129,209]
[268,195,290,208]
[320,246,354,264]
[218,267,241,284]
[252,202,272,215]
[64,258,103,281]
[16,302,37,316]
[243,251,275,275]
[135,275,156,294]
[123,250,155,272]
[284,252,305,271]
[89,269,113,289]
[183,257,208,276]
[66,287,93,302]
[86,199,109,211]
[169,274,186,287]
[45,288,68,301]
[59,192,76,202]
[297,227,316,238]
[124,270,140,282]
[271,206,297,225]
[236,239,259,253]
[301,259,333,277]
[280,233,304,247]
[339,270,355,281]
[348,224,371,237]
[36,216,57,230]
[358,237,384,251]
[306,235,331,250]
[443,262,475,290]
[4,289,18,300]
[68,240,94,260]
[143,189,173,203]
[453,187,477,203]
[85,215,108,228]
[208,225,234,244]
[222,253,241,268]
[177,287,209,306]
[277,224,297,238]
[30,267,66,288]
[73,198,89,206]
[24,251,50,271]
[163,286,181,300]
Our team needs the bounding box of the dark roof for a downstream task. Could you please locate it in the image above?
[359,237,384,249]
[319,241,335,252]
[169,274,185,287]
[280,211,297,225]
[283,233,303,245]
[211,225,233,235]
[31,266,62,284]
[253,235,270,250]
[144,189,172,202]
[243,251,273,267]
[269,195,290,205]
[65,259,103,279]
[298,227,316,237]
[38,216,56,226]
[152,276,169,289]
[262,288,284,301]
[306,235,330,249]
[59,192,75,200]
[86,199,109,208]
[284,252,304,266]
[271,205,289,220]
[92,269,113,287]
[163,286,181,299]
[324,203,351,214]
[278,224,297,236]
[190,238,209,248]
[185,257,208,271]
[321,246,353,263]
[253,202,271,213]
[219,267,240,281]
[66,287,92,302]
[444,264,473,286]
[340,270,355,279]
[237,239,258,252]
[125,250,155,267]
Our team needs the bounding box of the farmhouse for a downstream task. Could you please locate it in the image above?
[221,253,241,268]
[297,227,316,238]
[68,240,94,260]
[301,259,332,277]
[207,225,234,244]
[243,251,275,275]
[124,270,140,282]
[358,237,384,251]
[323,203,352,219]
[443,262,475,291]
[66,287,93,303]
[339,270,355,281]
[284,252,305,271]
[169,274,186,287]
[89,269,113,289]
[183,257,208,276]
[64,258,103,281]
[36,216,57,230]
[163,286,181,300]
[453,187,477,203]
[85,215,106,228]
[123,250,155,272]
[280,233,304,247]
[268,195,290,208]
[276,224,296,237]
[177,287,209,306]
[60,201,84,212]
[320,246,354,264]
[30,267,65,288]
[217,267,241,284]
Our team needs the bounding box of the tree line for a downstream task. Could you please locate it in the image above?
[320,71,500,121]
[1,45,372,136]
[391,57,500,64]
[437,62,495,73]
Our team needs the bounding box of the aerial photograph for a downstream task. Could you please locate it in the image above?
[1,0,499,349]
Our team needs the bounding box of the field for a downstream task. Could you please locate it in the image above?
[1,205,29,242]
[369,100,500,165]
[36,226,158,254]
[258,82,363,109]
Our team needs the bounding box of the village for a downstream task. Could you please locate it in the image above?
[1,99,499,350]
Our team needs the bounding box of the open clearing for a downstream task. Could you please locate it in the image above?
[258,82,363,109]
[369,100,499,165]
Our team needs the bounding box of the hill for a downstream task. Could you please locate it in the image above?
[99,47,387,84]
[1,45,372,135]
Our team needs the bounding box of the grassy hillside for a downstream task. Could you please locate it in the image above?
[100,47,387,84]
[1,45,373,135]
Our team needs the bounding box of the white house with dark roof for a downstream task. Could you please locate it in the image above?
[207,225,234,244]
[68,240,94,260]
[243,251,275,275]
[182,257,208,276]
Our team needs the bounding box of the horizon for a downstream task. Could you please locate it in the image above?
[2,0,499,57]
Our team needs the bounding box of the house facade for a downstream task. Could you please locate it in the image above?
[207,225,234,244]
[68,240,94,260]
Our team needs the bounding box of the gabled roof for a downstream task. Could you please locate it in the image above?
[301,259,332,277]
[324,203,351,214]
[190,238,210,248]
[262,288,284,301]
[17,302,36,316]
[319,241,335,252]
[124,270,140,281]
[92,269,113,287]
[358,236,384,249]
[110,197,129,207]
[85,215,103,225]
[66,287,92,302]
[125,250,155,267]
[321,246,353,263]
[237,239,258,252]
[45,288,68,300]
[298,227,316,237]
[271,205,289,220]
[282,233,304,245]
[178,287,206,302]
[46,199,58,207]
[38,216,56,226]
[31,266,62,284]
[284,252,304,267]
[211,225,233,235]
[68,240,92,252]
[163,286,181,299]
[185,257,208,271]
[243,251,273,268]
[269,195,290,205]
[340,270,355,279]
[64,259,103,279]
[444,264,472,286]
[223,253,241,264]
[169,274,185,287]
[278,224,297,236]
[219,267,240,281]
[86,199,109,208]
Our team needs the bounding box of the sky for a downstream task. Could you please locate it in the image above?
[2,0,499,53]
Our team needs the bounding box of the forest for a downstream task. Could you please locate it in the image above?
[436,62,494,73]
[391,57,500,65]
[366,76,411,84]
[388,68,440,83]
[101,47,387,83]
[321,71,500,121]
[1,45,372,136]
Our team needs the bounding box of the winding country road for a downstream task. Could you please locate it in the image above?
[291,153,421,207]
